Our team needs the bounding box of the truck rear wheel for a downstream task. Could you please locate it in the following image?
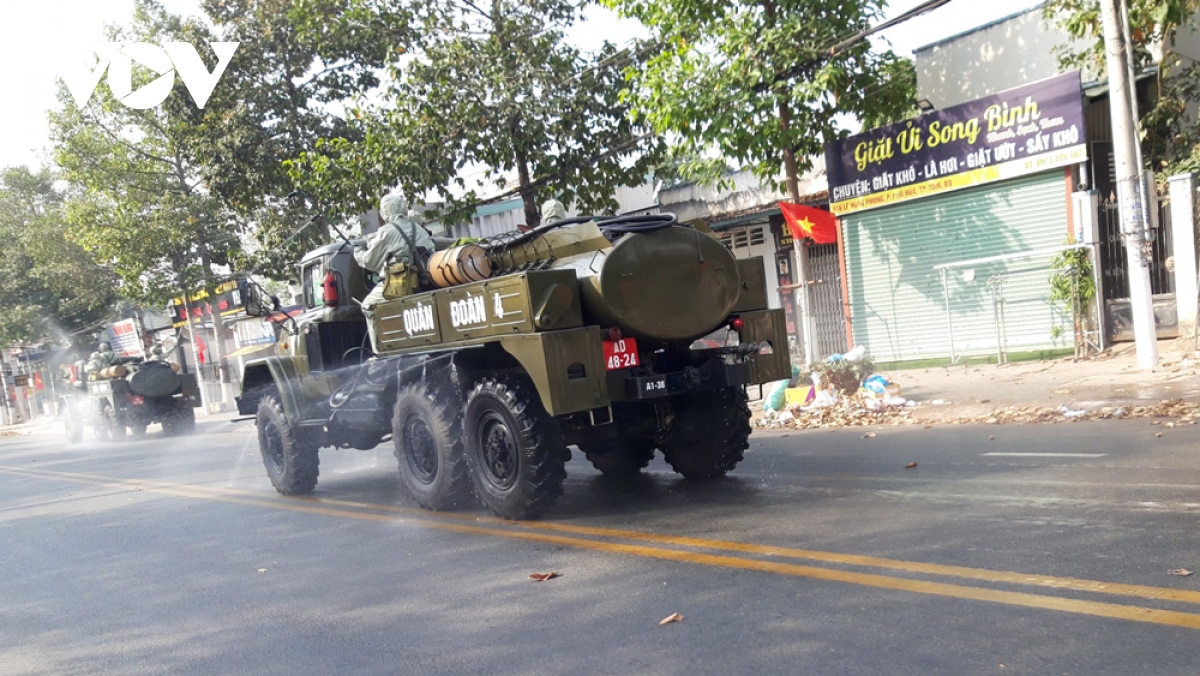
[174,406,196,435]
[257,393,320,495]
[393,383,472,511]
[463,377,567,520]
[581,437,655,477]
[661,388,751,480]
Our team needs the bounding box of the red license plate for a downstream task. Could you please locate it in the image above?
[130,396,144,406]
[603,337,640,371]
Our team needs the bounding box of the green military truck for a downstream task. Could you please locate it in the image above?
[63,362,200,441]
[237,215,789,519]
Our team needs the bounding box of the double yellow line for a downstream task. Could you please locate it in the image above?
[5,464,1200,631]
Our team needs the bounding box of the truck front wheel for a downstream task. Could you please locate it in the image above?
[463,377,568,520]
[661,388,751,480]
[393,383,472,511]
[257,393,320,495]
[63,408,83,443]
[101,404,125,441]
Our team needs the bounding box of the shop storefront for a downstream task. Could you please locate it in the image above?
[826,72,1089,363]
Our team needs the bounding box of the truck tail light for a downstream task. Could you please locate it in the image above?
[323,270,339,307]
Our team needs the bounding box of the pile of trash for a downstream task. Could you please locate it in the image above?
[758,346,918,430]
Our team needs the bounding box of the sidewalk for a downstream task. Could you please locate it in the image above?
[755,338,1200,428]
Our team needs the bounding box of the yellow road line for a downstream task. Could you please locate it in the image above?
[294,495,1200,606]
[5,465,1200,631]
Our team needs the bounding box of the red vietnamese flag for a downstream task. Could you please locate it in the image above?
[778,202,837,244]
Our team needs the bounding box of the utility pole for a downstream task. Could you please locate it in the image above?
[1100,0,1158,369]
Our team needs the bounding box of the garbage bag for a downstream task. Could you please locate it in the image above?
[862,374,890,395]
[765,380,788,413]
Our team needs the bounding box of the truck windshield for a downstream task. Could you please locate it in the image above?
[303,262,323,308]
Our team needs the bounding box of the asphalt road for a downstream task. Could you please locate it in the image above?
[2,417,1199,675]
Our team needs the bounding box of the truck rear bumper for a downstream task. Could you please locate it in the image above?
[617,360,752,400]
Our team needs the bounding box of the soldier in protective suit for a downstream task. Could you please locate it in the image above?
[354,191,435,352]
[541,198,567,225]
[96,342,117,366]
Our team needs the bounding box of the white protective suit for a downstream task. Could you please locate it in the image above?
[354,192,435,352]
[541,199,567,224]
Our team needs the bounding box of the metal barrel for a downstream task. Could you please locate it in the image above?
[428,244,492,288]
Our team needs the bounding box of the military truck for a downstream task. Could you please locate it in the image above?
[63,362,201,441]
[237,214,790,519]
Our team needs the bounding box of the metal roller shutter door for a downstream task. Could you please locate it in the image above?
[842,172,1073,363]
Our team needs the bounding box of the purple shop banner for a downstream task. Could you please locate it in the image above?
[826,71,1087,215]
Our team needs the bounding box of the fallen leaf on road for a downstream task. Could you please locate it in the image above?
[529,572,560,582]
[905,462,918,469]
[862,432,876,439]
[1170,569,1193,577]
[659,612,684,625]
[258,568,268,573]
[1155,432,1163,438]
[988,435,995,440]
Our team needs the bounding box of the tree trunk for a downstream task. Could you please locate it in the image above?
[778,99,817,365]
[515,147,540,228]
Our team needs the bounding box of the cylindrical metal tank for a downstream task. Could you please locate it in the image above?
[128,363,183,397]
[555,226,741,341]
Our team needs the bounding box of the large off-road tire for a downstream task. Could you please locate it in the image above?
[393,383,472,511]
[101,404,125,441]
[63,410,83,443]
[162,406,196,437]
[660,387,751,480]
[175,406,196,435]
[256,393,320,495]
[463,377,568,520]
[581,437,655,478]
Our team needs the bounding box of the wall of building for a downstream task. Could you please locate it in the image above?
[657,161,826,222]
[914,6,1096,109]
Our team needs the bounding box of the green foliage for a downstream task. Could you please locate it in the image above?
[289,0,664,226]
[1048,238,1096,342]
[1044,0,1200,177]
[603,0,917,197]
[168,0,412,278]
[49,0,242,304]
[0,167,120,346]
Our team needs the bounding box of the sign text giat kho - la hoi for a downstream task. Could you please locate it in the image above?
[825,71,1087,215]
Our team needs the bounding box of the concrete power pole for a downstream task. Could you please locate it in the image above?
[1100,0,1158,369]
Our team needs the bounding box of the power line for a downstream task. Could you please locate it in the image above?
[334,1,956,220]
[752,0,958,92]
